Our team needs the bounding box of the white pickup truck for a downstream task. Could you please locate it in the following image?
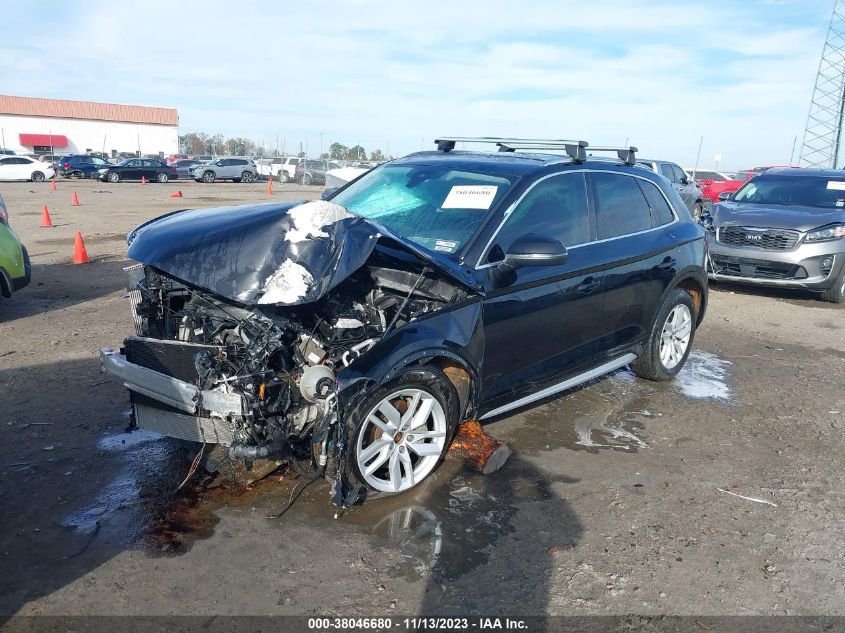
[262,156,303,182]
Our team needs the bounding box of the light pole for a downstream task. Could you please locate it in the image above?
[320,132,324,159]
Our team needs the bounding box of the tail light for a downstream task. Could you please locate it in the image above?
[0,208,8,225]
[63,163,70,169]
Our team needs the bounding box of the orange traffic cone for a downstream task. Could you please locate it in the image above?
[40,205,54,228]
[71,191,80,206]
[169,191,183,198]
[50,179,57,191]
[267,177,273,196]
[72,232,89,264]
[141,175,147,185]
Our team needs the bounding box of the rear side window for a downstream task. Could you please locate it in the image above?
[489,172,590,260]
[233,159,247,166]
[290,158,301,165]
[591,173,653,239]
[637,179,675,226]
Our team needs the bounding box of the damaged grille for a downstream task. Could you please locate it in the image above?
[710,255,807,280]
[124,263,145,336]
[717,226,800,251]
[125,336,221,383]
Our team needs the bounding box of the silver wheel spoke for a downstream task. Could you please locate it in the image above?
[364,445,391,476]
[400,392,421,426]
[377,401,402,429]
[408,441,442,457]
[359,438,392,463]
[409,396,435,430]
[388,451,403,491]
[398,450,414,487]
[367,414,396,436]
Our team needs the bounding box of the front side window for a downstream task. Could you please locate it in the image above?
[591,173,653,239]
[487,172,589,263]
[672,164,688,183]
[659,163,675,182]
[331,163,515,255]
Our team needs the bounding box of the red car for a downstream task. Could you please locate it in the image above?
[689,169,744,204]
[735,165,802,182]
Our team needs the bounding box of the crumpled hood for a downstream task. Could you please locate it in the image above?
[713,201,845,232]
[127,200,478,306]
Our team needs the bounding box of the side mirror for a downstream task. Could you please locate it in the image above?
[497,234,568,273]
[680,175,689,185]
[321,186,340,200]
[718,191,733,201]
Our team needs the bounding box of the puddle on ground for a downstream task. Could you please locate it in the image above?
[59,417,191,542]
[343,458,580,583]
[671,349,733,402]
[508,349,733,454]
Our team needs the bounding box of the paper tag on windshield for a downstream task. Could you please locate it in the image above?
[442,185,498,209]
[827,181,845,190]
[434,240,458,252]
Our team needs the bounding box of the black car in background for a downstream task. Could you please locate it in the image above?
[59,154,113,178]
[96,158,178,183]
[294,159,341,185]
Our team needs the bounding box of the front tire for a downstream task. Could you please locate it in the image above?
[821,269,845,303]
[107,171,120,183]
[343,367,459,498]
[693,202,704,220]
[630,288,696,381]
[202,171,215,183]
[278,171,288,183]
[31,171,45,182]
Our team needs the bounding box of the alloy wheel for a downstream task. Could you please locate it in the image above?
[659,304,692,369]
[356,388,448,493]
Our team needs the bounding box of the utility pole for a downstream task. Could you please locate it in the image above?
[799,0,845,168]
[319,132,324,158]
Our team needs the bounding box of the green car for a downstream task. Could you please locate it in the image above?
[0,193,31,298]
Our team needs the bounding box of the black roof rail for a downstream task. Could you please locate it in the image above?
[587,146,639,165]
[434,137,589,161]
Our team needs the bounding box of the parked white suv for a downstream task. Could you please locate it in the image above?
[190,157,257,183]
[268,156,302,183]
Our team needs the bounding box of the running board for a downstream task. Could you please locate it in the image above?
[478,353,637,421]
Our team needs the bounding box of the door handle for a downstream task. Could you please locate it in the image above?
[577,277,600,294]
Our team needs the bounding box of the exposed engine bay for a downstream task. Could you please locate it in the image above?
[122,256,463,469]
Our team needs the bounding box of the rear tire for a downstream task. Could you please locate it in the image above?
[241,171,254,183]
[342,366,460,500]
[156,172,168,183]
[821,269,845,303]
[277,171,288,183]
[301,173,313,185]
[31,171,45,182]
[630,288,696,381]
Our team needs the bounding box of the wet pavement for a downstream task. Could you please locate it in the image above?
[55,350,737,573]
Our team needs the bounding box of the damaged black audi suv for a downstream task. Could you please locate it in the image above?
[101,137,708,505]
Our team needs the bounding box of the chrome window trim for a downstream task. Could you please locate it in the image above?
[474,169,680,270]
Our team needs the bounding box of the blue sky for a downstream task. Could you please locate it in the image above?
[1,0,837,169]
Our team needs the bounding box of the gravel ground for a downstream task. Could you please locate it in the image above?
[0,178,843,618]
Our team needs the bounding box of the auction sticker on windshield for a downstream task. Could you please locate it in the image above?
[442,185,498,209]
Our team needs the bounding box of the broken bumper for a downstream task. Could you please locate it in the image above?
[100,347,242,445]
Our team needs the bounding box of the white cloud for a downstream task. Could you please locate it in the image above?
[1,0,834,168]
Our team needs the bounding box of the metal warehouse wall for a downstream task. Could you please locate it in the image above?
[0,114,178,156]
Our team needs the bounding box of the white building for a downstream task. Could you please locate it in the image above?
[0,95,178,157]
